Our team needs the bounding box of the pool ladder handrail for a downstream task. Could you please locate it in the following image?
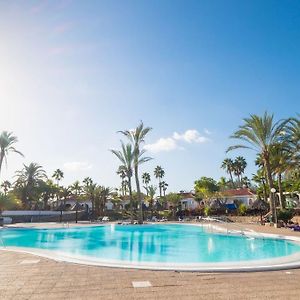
[223,219,265,239]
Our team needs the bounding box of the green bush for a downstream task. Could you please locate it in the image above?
[204,206,211,216]
[238,203,247,216]
[277,209,294,223]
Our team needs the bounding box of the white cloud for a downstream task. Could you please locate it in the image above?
[204,128,212,135]
[144,137,179,153]
[63,161,93,172]
[144,129,210,153]
[173,129,209,143]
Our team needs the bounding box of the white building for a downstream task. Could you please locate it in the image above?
[221,188,257,207]
[179,192,200,210]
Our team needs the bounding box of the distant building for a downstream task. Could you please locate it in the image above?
[221,188,257,207]
[179,192,200,210]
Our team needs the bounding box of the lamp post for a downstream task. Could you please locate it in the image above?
[270,188,278,226]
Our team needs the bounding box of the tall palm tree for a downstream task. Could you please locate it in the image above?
[287,115,300,167]
[119,121,152,224]
[52,169,64,208]
[52,169,64,186]
[142,172,151,195]
[111,142,135,223]
[160,181,168,197]
[1,180,11,195]
[269,143,292,209]
[227,112,289,222]
[154,166,165,197]
[221,158,235,187]
[233,156,247,186]
[70,180,82,223]
[0,131,24,177]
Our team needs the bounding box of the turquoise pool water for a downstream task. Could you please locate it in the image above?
[1,224,300,263]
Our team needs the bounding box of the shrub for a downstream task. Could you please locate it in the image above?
[204,206,211,216]
[238,203,247,216]
[277,209,294,223]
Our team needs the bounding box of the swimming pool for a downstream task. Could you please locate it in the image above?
[1,224,300,271]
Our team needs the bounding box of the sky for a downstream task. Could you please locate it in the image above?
[0,0,299,192]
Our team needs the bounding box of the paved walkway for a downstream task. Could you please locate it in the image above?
[1,251,300,299]
[1,222,300,299]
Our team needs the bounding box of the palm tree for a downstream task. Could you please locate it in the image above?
[52,169,64,208]
[142,172,151,195]
[111,142,135,223]
[59,186,71,222]
[83,178,97,217]
[14,163,47,208]
[154,166,165,197]
[96,186,112,216]
[52,169,64,186]
[117,166,127,196]
[160,181,168,197]
[241,176,251,188]
[233,156,247,186]
[119,121,152,224]
[70,180,82,223]
[83,177,93,187]
[146,185,157,218]
[218,177,227,191]
[252,170,268,202]
[221,158,235,187]
[39,180,58,210]
[269,143,292,209]
[227,112,289,222]
[1,180,11,195]
[287,115,300,167]
[0,131,24,177]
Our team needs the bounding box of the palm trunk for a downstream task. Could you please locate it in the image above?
[262,179,268,202]
[128,177,134,224]
[264,157,276,223]
[278,174,284,210]
[159,178,162,197]
[229,171,234,188]
[92,196,95,218]
[134,165,143,224]
[75,195,78,223]
[0,152,4,178]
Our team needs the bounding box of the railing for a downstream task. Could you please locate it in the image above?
[199,216,265,239]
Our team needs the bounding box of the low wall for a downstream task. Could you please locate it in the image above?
[229,215,300,224]
[2,211,86,223]
[228,216,261,223]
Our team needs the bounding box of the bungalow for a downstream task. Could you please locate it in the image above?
[179,192,200,210]
[221,188,257,208]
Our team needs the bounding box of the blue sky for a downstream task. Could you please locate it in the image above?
[0,0,299,192]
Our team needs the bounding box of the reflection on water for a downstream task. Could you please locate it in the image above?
[1,224,300,263]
